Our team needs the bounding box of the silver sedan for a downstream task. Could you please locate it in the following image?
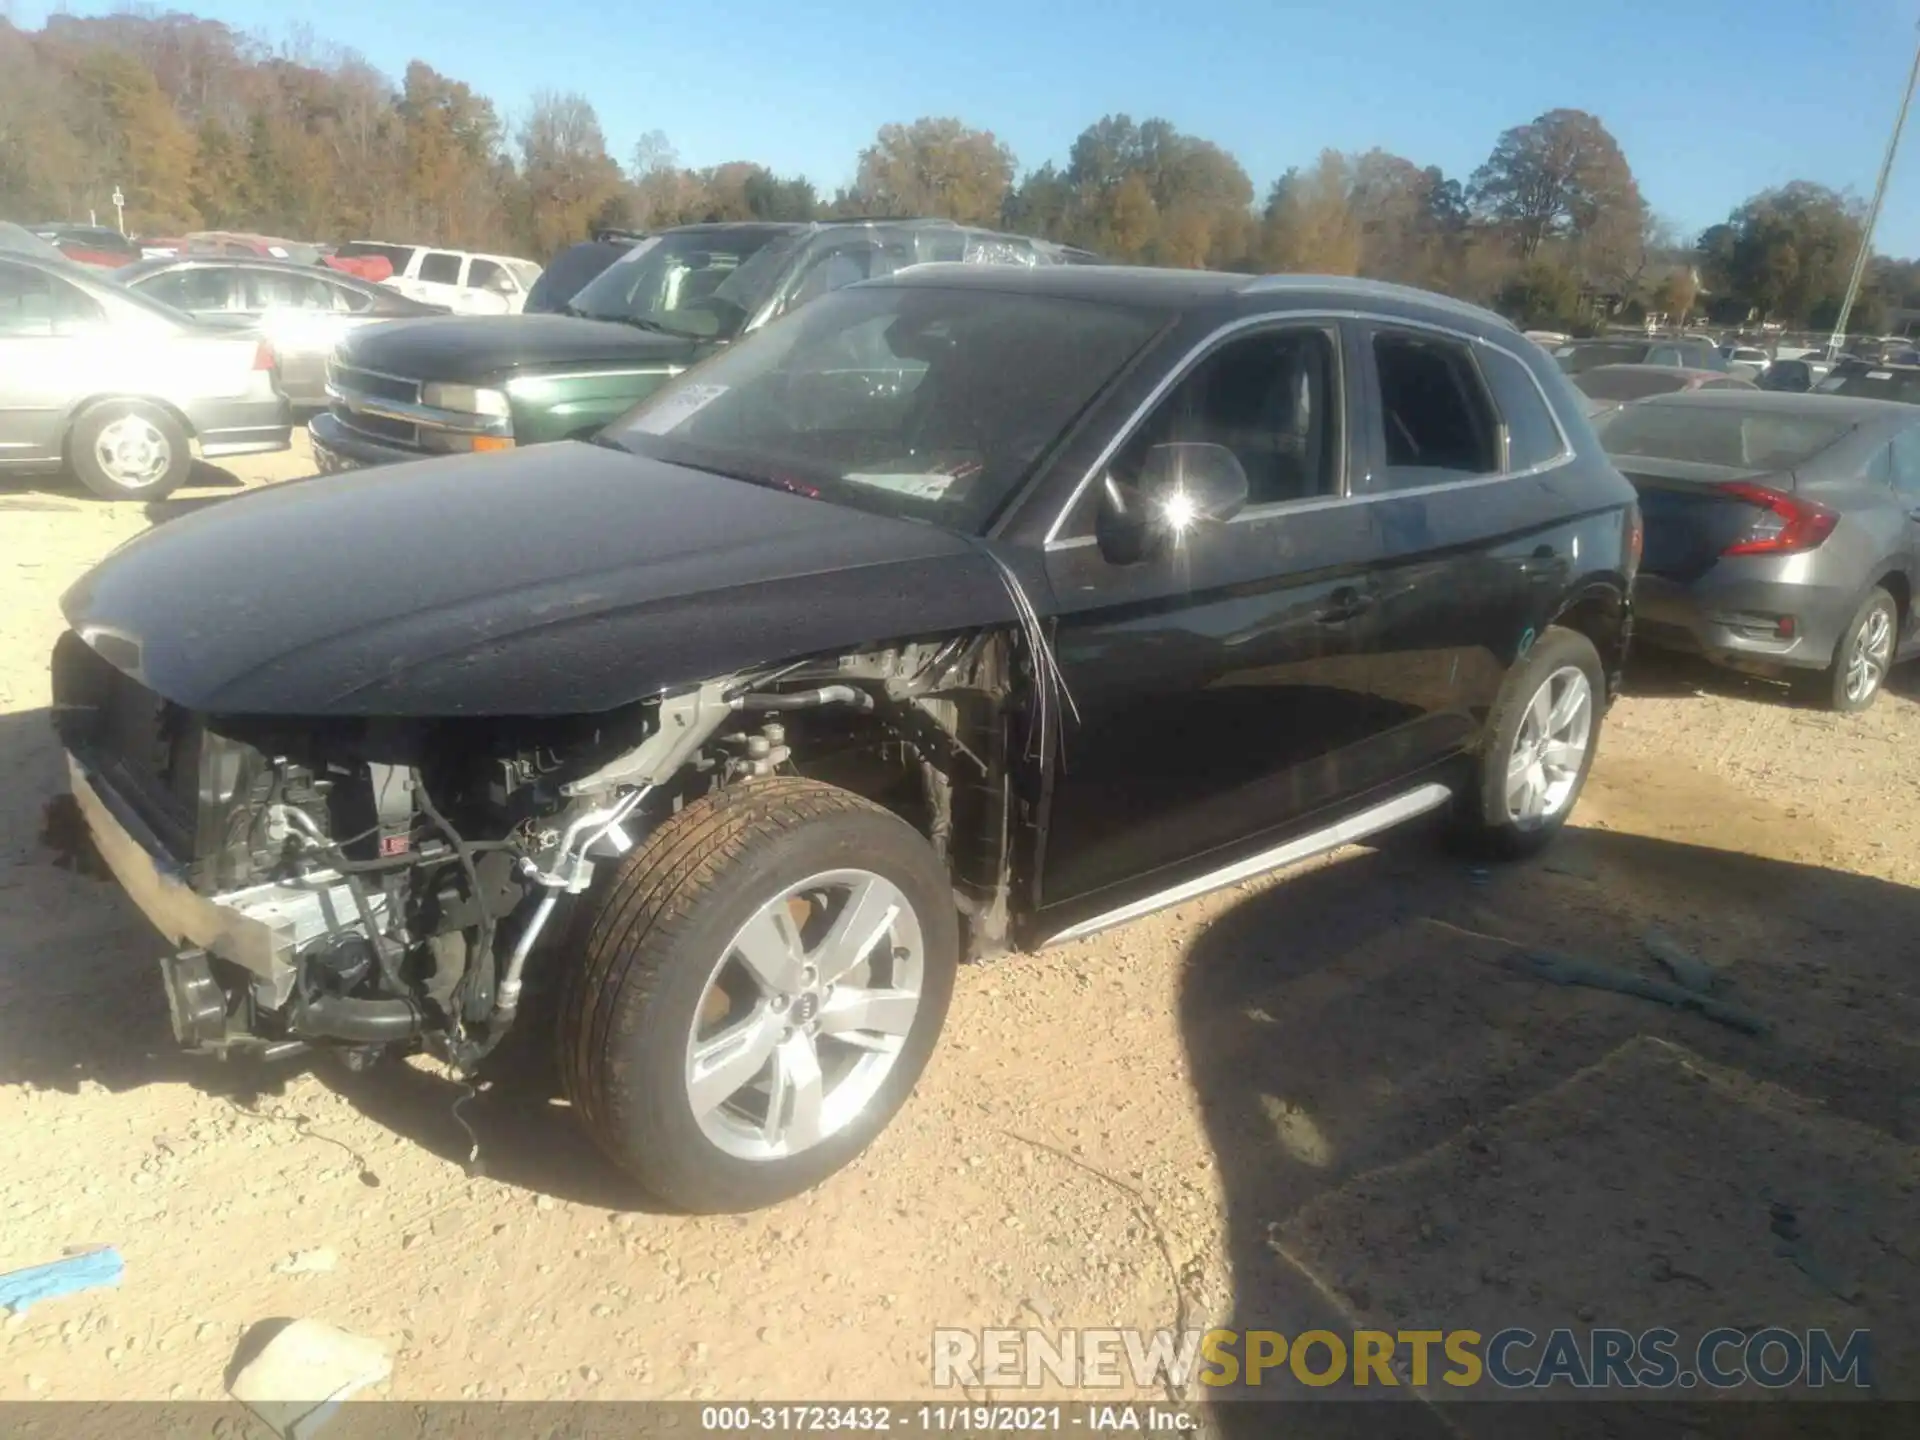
[0,250,291,500]
[115,257,448,408]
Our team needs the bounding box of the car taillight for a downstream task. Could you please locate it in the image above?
[253,340,275,371]
[1718,481,1837,556]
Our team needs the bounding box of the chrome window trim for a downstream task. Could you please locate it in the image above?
[1041,308,1577,551]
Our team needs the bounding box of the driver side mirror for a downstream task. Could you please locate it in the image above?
[1095,442,1250,566]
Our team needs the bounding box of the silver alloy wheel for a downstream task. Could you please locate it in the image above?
[685,868,925,1162]
[1505,664,1594,828]
[1845,603,1894,704]
[93,414,173,490]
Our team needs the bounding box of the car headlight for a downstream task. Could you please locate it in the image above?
[423,382,511,419]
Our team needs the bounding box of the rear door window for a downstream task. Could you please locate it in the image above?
[142,266,237,313]
[466,257,511,293]
[418,252,463,285]
[1368,330,1501,488]
[241,269,336,310]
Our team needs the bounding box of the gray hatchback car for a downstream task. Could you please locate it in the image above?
[1595,390,1920,710]
[0,249,290,500]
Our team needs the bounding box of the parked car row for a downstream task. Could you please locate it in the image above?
[0,244,290,498]
[1543,330,1920,712]
[309,218,1103,472]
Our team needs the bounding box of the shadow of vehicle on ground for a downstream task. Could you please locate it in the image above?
[1182,822,1919,1434]
[1621,643,1814,708]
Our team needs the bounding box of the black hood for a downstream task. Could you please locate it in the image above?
[61,442,1017,717]
[338,313,694,385]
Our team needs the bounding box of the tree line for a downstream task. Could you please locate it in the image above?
[5,8,1917,333]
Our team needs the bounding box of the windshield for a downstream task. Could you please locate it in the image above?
[1817,364,1920,404]
[1556,341,1652,374]
[1594,403,1851,470]
[566,228,794,339]
[604,284,1165,532]
[1574,368,1688,403]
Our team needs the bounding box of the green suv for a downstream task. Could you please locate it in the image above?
[309,219,1098,470]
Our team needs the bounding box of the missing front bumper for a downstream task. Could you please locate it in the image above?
[66,752,382,1010]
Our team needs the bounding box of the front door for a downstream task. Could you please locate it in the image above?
[1036,321,1415,919]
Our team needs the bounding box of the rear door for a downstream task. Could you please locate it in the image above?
[1350,322,1575,770]
[0,259,109,464]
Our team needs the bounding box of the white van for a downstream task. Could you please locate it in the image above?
[332,242,544,315]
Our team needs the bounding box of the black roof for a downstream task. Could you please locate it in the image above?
[878,264,1517,331]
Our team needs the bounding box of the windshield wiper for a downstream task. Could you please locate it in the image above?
[611,314,702,340]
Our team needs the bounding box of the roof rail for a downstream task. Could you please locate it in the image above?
[1242,273,1513,329]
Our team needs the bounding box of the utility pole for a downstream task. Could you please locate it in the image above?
[1831,25,1920,357]
[111,186,126,237]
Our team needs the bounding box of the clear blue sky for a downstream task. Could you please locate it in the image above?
[20,0,1920,254]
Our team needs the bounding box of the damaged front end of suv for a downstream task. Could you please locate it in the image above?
[54,625,1025,1073]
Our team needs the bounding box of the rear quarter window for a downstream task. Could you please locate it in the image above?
[1476,344,1567,470]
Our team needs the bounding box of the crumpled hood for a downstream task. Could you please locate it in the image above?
[60,441,1017,717]
[337,312,692,385]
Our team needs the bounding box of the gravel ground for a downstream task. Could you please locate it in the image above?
[2,440,1917,1414]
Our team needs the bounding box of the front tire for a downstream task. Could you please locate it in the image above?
[69,400,191,500]
[558,778,958,1213]
[1802,587,1896,713]
[1454,625,1605,858]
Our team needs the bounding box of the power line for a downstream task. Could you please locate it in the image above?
[1830,23,1920,356]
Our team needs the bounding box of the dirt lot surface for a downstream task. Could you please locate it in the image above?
[3,439,1918,1421]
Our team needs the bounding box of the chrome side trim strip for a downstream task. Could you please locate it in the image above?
[1040,308,1576,550]
[324,385,511,437]
[506,366,686,388]
[1040,781,1454,947]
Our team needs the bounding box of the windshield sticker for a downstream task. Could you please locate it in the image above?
[843,471,961,500]
[628,383,728,434]
[1869,370,1893,379]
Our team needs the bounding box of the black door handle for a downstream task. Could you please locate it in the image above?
[1316,586,1374,624]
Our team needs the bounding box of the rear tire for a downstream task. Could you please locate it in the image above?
[1801,587,1896,714]
[69,400,191,501]
[1453,625,1605,859]
[557,778,958,1213]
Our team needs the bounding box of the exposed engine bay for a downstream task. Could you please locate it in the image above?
[52,627,1024,1073]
